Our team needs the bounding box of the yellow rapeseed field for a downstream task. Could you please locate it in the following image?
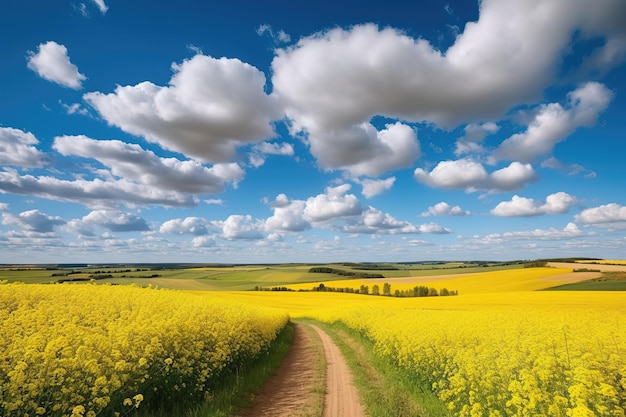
[0,282,288,417]
[283,267,579,294]
[214,267,626,417]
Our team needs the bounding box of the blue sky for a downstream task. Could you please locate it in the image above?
[1,0,625,264]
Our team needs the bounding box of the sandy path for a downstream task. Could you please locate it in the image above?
[241,323,364,417]
[310,324,365,417]
[239,323,318,417]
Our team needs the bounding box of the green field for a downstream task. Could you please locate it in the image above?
[544,272,626,291]
[0,261,531,290]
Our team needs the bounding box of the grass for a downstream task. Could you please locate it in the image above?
[544,272,626,291]
[138,322,296,417]
[0,262,533,290]
[303,319,450,417]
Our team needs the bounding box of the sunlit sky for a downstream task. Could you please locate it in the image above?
[1,0,625,264]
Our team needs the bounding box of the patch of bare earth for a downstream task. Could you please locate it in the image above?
[240,323,364,417]
[238,323,320,417]
[310,325,365,417]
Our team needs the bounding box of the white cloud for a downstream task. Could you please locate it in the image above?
[418,222,452,234]
[305,121,421,177]
[493,82,613,162]
[343,207,419,234]
[2,209,65,234]
[204,199,224,206]
[414,159,537,192]
[414,159,487,190]
[488,162,538,192]
[27,41,86,89]
[455,122,499,155]
[357,177,396,198]
[60,101,89,116]
[81,210,150,232]
[160,217,211,235]
[273,1,624,132]
[248,142,295,167]
[0,168,198,208]
[491,192,577,217]
[192,235,215,247]
[219,215,265,240]
[265,199,309,233]
[421,202,470,217]
[0,127,45,168]
[257,24,291,44]
[91,0,108,14]
[476,222,584,243]
[303,184,362,223]
[85,54,281,163]
[576,203,626,225]
[541,157,597,178]
[53,135,244,194]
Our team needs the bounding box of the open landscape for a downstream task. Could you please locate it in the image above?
[2,0,626,416]
[2,259,626,416]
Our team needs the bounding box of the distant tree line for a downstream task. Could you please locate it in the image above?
[254,282,458,297]
[308,267,384,278]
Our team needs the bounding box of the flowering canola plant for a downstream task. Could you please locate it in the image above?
[0,282,288,417]
[303,292,626,417]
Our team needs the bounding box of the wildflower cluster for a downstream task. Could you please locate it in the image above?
[0,282,288,417]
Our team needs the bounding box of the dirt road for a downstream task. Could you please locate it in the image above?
[240,323,364,417]
[310,324,365,417]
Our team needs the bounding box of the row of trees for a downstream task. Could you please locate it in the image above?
[254,283,458,297]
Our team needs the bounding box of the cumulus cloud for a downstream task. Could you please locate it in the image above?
[493,82,613,162]
[417,222,452,234]
[488,162,538,192]
[265,198,309,233]
[305,121,421,177]
[421,202,470,217]
[2,209,65,234]
[219,215,265,240]
[477,222,584,242]
[357,177,396,198]
[576,203,626,225]
[81,210,150,232]
[414,159,536,192]
[342,207,419,234]
[160,217,211,235]
[85,54,281,163]
[491,192,577,217]
[273,1,624,135]
[455,122,499,155]
[0,127,45,168]
[414,159,487,190]
[0,168,198,208]
[53,135,244,194]
[27,41,86,89]
[248,141,294,167]
[303,184,362,223]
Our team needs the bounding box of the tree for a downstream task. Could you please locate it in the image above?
[372,284,380,295]
[383,282,391,296]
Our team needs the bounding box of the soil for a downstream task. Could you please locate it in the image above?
[240,323,364,417]
[310,324,365,417]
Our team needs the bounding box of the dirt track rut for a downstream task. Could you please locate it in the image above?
[240,323,364,417]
